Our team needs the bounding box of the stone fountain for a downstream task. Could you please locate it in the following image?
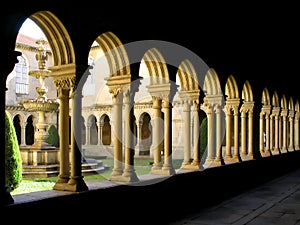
[20,39,60,175]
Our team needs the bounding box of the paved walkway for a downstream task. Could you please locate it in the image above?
[169,168,300,225]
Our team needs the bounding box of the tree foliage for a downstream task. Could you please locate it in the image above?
[5,111,22,192]
[46,124,59,147]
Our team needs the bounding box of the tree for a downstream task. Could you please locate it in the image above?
[5,111,22,192]
[46,124,59,147]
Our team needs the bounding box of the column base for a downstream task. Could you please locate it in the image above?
[260,149,272,157]
[240,153,255,161]
[180,163,200,171]
[202,158,223,169]
[224,156,240,164]
[271,149,281,155]
[53,176,88,192]
[121,169,139,182]
[280,148,288,154]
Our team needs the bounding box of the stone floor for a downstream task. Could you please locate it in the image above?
[168,167,300,225]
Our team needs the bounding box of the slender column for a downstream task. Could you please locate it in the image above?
[224,105,232,160]
[203,104,215,168]
[270,115,274,152]
[97,120,102,145]
[281,110,288,153]
[122,89,138,182]
[67,85,88,191]
[214,104,223,164]
[86,122,91,145]
[294,112,300,150]
[21,124,26,146]
[162,98,175,175]
[110,90,124,178]
[259,113,265,152]
[279,116,282,150]
[248,108,254,157]
[273,112,280,154]
[54,88,70,187]
[182,100,191,165]
[240,110,247,156]
[151,97,163,172]
[191,101,200,166]
[288,111,295,151]
[233,105,240,161]
[265,113,270,153]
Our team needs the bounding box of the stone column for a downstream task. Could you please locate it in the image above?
[162,98,175,175]
[21,123,26,146]
[191,101,200,167]
[233,105,240,161]
[240,109,247,156]
[86,121,91,146]
[214,104,223,164]
[259,113,265,153]
[181,100,191,166]
[288,110,295,151]
[294,111,300,150]
[224,105,232,161]
[97,119,102,145]
[54,88,70,187]
[109,90,124,179]
[151,97,163,173]
[281,109,288,153]
[248,107,254,158]
[203,104,215,168]
[265,112,270,153]
[273,109,280,154]
[122,88,138,182]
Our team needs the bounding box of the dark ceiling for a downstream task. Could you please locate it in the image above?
[4,2,300,100]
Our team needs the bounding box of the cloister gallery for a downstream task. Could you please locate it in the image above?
[1,8,300,216]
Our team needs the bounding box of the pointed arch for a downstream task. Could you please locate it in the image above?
[30,11,75,66]
[177,59,199,91]
[262,88,271,105]
[95,31,130,77]
[225,75,239,99]
[203,68,222,96]
[281,95,288,109]
[272,91,280,107]
[288,97,295,111]
[143,48,169,85]
[241,80,253,102]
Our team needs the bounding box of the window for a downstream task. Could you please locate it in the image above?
[15,55,29,94]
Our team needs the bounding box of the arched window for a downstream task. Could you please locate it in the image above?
[15,55,29,94]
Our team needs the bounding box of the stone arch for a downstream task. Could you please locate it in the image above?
[30,11,75,66]
[241,80,253,102]
[137,112,152,156]
[25,115,34,145]
[270,91,281,155]
[224,75,240,164]
[177,59,200,92]
[87,114,98,145]
[201,68,224,168]
[240,80,255,160]
[100,114,111,146]
[95,31,130,77]
[13,114,22,145]
[259,88,272,157]
[177,59,201,168]
[143,48,169,85]
[288,97,295,151]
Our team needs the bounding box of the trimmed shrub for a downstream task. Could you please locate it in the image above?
[5,111,22,192]
[46,124,59,147]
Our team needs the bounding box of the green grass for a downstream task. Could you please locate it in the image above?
[11,157,183,195]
